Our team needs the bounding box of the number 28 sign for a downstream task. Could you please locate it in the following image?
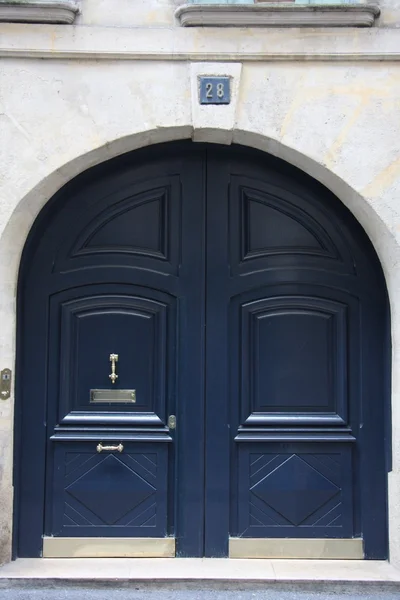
[199,76,231,105]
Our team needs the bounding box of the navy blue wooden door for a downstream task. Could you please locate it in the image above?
[16,142,388,559]
[204,147,388,558]
[17,146,207,557]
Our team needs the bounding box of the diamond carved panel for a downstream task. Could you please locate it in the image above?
[237,443,353,538]
[251,454,339,526]
[51,443,169,538]
[66,454,155,525]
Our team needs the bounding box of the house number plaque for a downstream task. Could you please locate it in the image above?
[199,76,230,105]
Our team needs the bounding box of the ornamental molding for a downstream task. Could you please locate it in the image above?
[0,0,79,24]
[175,3,380,28]
[1,23,398,61]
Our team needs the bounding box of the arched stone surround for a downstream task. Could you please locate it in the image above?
[1,58,400,566]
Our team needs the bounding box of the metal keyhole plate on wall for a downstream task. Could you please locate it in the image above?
[0,368,11,400]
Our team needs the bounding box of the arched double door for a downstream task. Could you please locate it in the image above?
[16,142,388,559]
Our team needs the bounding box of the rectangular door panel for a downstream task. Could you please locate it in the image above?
[48,441,170,539]
[239,294,348,426]
[235,442,354,538]
[48,289,176,427]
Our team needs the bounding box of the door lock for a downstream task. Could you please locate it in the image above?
[168,415,176,430]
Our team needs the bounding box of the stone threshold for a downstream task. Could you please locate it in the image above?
[0,0,79,24]
[0,558,399,583]
[175,3,380,27]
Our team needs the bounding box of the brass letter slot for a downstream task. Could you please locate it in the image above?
[90,389,136,404]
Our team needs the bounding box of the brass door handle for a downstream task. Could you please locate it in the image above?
[96,443,124,453]
[109,353,118,384]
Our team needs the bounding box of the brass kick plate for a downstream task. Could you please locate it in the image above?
[229,538,364,559]
[90,389,136,404]
[43,536,175,558]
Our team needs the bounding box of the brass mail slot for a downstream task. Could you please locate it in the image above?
[90,389,136,404]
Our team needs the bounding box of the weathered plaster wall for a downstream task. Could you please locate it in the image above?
[73,0,400,28]
[77,0,180,27]
[1,57,400,567]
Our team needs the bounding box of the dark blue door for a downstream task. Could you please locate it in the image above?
[204,147,388,558]
[16,143,388,559]
[17,146,207,557]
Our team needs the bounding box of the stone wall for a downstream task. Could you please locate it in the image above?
[72,0,400,28]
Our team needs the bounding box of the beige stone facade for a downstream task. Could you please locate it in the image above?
[1,0,400,569]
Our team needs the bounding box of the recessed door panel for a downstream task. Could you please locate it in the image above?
[84,191,167,256]
[236,442,353,539]
[54,292,173,426]
[50,441,169,538]
[228,175,355,277]
[239,295,347,426]
[54,176,182,276]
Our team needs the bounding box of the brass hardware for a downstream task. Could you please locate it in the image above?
[96,443,124,453]
[90,389,136,404]
[168,415,176,430]
[43,536,176,558]
[229,538,364,559]
[109,353,119,384]
[0,368,11,400]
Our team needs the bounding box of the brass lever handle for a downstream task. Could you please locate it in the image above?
[109,353,118,384]
[96,443,124,453]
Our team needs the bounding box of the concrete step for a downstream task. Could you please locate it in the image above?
[1,558,400,584]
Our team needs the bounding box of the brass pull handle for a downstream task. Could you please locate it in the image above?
[96,443,124,453]
[109,353,118,384]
